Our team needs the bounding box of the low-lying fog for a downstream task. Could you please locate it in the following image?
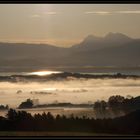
[0,78,140,108]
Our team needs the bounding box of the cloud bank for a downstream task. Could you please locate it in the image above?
[85,10,140,15]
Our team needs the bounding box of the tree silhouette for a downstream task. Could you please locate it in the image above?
[6,108,18,121]
[18,99,33,109]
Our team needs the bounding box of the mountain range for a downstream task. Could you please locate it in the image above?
[0,32,140,71]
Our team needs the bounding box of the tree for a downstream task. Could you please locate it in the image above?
[6,108,18,121]
[18,99,33,109]
[108,95,125,116]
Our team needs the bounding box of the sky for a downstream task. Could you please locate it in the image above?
[0,4,140,47]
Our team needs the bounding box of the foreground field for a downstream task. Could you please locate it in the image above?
[0,131,127,136]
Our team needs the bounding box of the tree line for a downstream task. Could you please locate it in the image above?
[93,95,140,118]
[0,107,139,134]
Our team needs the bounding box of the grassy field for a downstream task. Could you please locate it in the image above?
[0,131,133,136]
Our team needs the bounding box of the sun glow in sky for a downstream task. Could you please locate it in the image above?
[0,4,140,47]
[28,71,61,76]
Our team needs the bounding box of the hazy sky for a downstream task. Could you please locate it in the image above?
[0,4,140,47]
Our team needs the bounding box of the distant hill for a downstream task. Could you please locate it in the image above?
[68,32,140,67]
[71,32,133,51]
[0,32,140,71]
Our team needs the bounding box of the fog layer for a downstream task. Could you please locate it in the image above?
[0,78,140,107]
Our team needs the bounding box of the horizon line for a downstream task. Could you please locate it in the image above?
[0,32,139,48]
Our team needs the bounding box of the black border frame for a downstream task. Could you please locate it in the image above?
[0,0,139,4]
[0,0,140,139]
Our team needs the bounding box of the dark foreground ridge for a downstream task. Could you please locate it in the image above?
[0,95,140,135]
[1,95,140,134]
[0,72,140,82]
[0,108,140,135]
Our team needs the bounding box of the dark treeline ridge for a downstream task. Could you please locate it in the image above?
[93,95,140,119]
[0,105,9,110]
[17,95,140,119]
[0,72,140,82]
[0,108,140,134]
[18,98,93,109]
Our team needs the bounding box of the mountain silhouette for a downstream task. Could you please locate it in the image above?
[104,32,132,41]
[0,32,140,71]
[71,32,133,51]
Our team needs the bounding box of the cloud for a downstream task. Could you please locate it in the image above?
[116,10,140,14]
[31,10,140,18]
[31,14,41,18]
[85,11,111,15]
[31,11,58,18]
[44,12,58,15]
[85,10,140,15]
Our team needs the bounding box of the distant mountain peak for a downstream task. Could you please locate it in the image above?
[71,32,135,50]
[104,32,132,40]
[83,34,102,43]
[82,32,133,44]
